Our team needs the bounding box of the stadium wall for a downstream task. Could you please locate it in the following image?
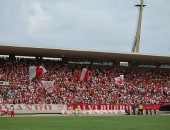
[0,104,162,115]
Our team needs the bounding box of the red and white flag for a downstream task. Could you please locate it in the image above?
[29,65,47,80]
[80,68,89,81]
[114,75,124,85]
[41,81,55,93]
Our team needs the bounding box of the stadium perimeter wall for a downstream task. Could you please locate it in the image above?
[0,104,162,115]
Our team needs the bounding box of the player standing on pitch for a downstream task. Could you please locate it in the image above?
[10,105,15,117]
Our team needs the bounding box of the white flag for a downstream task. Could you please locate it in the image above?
[114,75,124,85]
[41,81,55,93]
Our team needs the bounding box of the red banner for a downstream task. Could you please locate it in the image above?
[67,104,162,110]
[143,104,161,110]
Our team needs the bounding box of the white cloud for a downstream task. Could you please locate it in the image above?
[0,0,169,54]
[27,2,53,33]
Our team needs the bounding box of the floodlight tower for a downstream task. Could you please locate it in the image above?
[131,0,146,53]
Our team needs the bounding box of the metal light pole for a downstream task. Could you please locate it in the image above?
[131,0,146,53]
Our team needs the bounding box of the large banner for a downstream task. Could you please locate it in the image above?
[0,104,66,114]
[64,104,131,115]
[67,104,132,111]
[67,104,161,110]
[0,104,162,115]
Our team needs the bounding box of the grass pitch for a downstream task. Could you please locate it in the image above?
[0,115,170,130]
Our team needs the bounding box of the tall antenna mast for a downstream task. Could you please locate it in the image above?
[131,0,146,52]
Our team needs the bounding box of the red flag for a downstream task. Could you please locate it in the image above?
[80,68,89,81]
[29,65,47,80]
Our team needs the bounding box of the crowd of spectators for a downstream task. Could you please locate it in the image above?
[0,58,170,106]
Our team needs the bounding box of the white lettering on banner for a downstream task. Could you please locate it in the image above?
[67,104,161,110]
[71,104,132,110]
[0,104,162,115]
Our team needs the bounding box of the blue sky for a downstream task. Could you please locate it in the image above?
[0,0,170,55]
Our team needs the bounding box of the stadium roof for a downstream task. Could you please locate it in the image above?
[0,44,170,63]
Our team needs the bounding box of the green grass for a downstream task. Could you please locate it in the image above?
[0,115,170,130]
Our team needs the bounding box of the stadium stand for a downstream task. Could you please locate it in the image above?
[0,57,169,108]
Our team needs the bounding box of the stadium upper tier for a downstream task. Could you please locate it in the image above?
[0,44,170,63]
